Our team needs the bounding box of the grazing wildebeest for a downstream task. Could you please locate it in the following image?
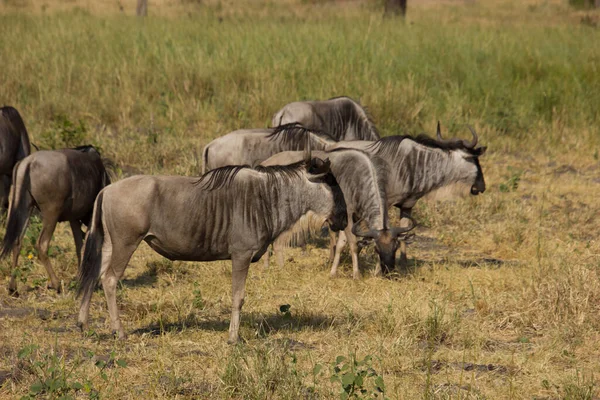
[272,96,380,141]
[262,149,415,277]
[264,123,487,277]
[201,123,336,173]
[77,153,348,343]
[0,106,31,209]
[1,145,112,296]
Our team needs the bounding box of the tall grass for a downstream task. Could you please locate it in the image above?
[1,5,599,173]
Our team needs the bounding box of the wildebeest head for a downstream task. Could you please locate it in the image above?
[304,154,348,233]
[436,123,487,196]
[352,217,415,273]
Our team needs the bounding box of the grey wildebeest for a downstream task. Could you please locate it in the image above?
[264,123,487,278]
[1,145,112,296]
[0,106,31,208]
[201,123,336,174]
[271,96,380,141]
[261,149,415,277]
[77,153,348,343]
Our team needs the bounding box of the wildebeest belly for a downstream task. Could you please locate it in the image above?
[144,234,232,262]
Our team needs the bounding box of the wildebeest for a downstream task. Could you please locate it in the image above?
[264,123,487,277]
[0,106,31,209]
[201,123,336,174]
[262,148,415,277]
[1,145,112,295]
[77,153,348,343]
[272,96,380,141]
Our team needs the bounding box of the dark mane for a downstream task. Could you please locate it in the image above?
[267,123,335,147]
[72,145,99,153]
[369,133,479,159]
[327,96,380,140]
[197,161,307,191]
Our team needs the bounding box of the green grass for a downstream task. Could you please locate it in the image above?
[1,3,599,170]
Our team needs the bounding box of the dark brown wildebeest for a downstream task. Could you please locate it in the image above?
[0,106,32,208]
[77,153,348,343]
[1,145,112,296]
[272,96,380,141]
[263,123,487,277]
[201,123,336,174]
[261,148,415,278]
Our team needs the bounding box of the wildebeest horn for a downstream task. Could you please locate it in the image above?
[351,219,377,239]
[436,121,443,140]
[391,217,416,238]
[463,126,478,149]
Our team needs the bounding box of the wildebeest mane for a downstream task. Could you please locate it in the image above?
[369,134,479,159]
[267,123,335,147]
[197,161,307,191]
[327,96,380,141]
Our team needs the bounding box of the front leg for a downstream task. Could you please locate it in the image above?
[398,207,412,270]
[345,223,361,280]
[228,252,253,344]
[329,230,347,278]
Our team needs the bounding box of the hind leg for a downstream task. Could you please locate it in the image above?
[8,215,30,297]
[101,239,141,339]
[36,213,61,292]
[69,220,84,267]
[329,230,348,278]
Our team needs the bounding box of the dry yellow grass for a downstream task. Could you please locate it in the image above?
[1,0,600,398]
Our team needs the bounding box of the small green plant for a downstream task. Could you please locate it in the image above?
[41,114,88,149]
[17,344,127,400]
[562,371,597,400]
[499,166,523,193]
[192,282,205,309]
[328,353,388,399]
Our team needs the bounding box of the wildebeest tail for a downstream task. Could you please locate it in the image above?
[202,144,210,175]
[1,161,32,259]
[77,191,105,299]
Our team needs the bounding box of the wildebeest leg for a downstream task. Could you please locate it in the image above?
[273,238,286,269]
[329,230,347,278]
[228,252,252,344]
[36,213,61,292]
[345,225,361,280]
[262,245,271,268]
[101,239,140,340]
[8,214,30,297]
[69,220,84,266]
[398,209,412,270]
[0,175,10,211]
[374,260,382,277]
[327,230,337,264]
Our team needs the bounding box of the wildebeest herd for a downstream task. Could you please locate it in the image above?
[0,96,487,343]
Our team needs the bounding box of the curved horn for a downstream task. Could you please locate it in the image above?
[436,121,443,140]
[390,217,416,238]
[463,126,478,149]
[351,219,377,239]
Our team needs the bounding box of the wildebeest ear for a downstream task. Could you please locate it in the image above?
[474,146,487,156]
[308,157,331,175]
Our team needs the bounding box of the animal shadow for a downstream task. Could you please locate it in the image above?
[132,310,335,337]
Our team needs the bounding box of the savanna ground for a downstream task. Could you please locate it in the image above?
[1,0,600,398]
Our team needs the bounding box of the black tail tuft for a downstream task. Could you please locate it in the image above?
[1,161,32,259]
[77,192,105,299]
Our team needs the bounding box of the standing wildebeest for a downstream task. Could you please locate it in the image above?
[264,123,487,278]
[201,123,336,174]
[271,96,380,141]
[0,106,31,208]
[77,154,348,343]
[262,149,415,277]
[1,146,112,295]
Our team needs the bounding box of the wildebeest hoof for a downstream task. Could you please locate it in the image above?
[77,321,87,332]
[8,287,19,298]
